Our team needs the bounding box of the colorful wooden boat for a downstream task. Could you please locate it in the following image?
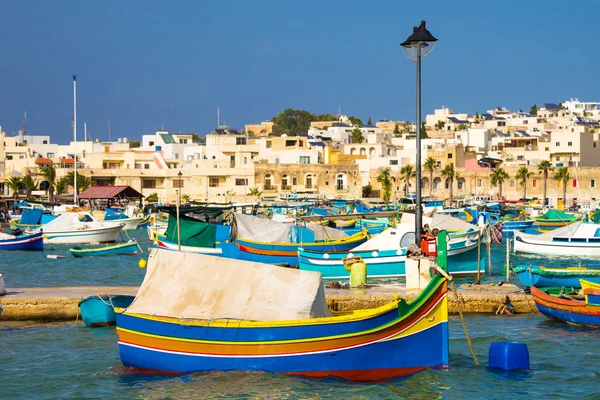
[137,215,152,229]
[514,222,600,257]
[115,249,449,380]
[0,230,44,251]
[70,240,138,258]
[531,283,600,327]
[513,265,600,288]
[581,279,600,291]
[78,294,135,327]
[531,209,581,228]
[299,226,480,279]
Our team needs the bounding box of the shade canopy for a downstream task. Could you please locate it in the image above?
[78,185,143,200]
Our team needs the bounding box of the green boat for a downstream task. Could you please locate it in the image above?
[70,240,138,258]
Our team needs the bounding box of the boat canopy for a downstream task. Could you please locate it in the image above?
[401,213,475,232]
[19,209,43,225]
[125,249,331,321]
[539,209,577,221]
[164,214,218,248]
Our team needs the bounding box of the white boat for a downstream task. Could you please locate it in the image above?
[147,224,167,241]
[105,216,143,230]
[514,222,600,257]
[38,212,124,244]
[154,238,223,255]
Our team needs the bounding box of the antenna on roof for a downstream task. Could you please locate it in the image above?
[108,117,111,142]
[217,106,221,127]
[170,105,174,133]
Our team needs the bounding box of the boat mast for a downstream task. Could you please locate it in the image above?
[73,75,78,206]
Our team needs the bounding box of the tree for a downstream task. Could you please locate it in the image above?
[248,186,262,197]
[146,192,159,203]
[350,127,364,144]
[367,116,372,126]
[22,174,38,200]
[181,194,191,203]
[490,168,509,198]
[40,165,57,202]
[191,133,202,142]
[475,111,480,120]
[441,163,459,201]
[423,157,438,197]
[348,116,363,126]
[377,168,392,204]
[362,183,373,198]
[515,166,534,200]
[129,141,141,148]
[400,165,415,197]
[403,120,412,134]
[271,109,315,136]
[456,124,468,131]
[435,120,445,130]
[393,123,400,135]
[64,171,93,195]
[6,176,22,200]
[420,121,428,138]
[529,103,538,116]
[537,160,554,207]
[55,177,68,197]
[553,167,570,209]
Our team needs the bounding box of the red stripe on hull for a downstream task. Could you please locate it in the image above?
[286,366,441,381]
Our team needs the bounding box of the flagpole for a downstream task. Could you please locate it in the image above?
[73,75,78,206]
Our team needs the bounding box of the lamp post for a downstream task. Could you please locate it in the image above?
[177,170,183,251]
[401,20,437,244]
[177,171,183,204]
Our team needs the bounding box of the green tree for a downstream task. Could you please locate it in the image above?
[271,109,315,136]
[515,166,534,200]
[40,165,57,202]
[55,177,68,197]
[362,183,373,198]
[181,194,191,203]
[313,113,338,121]
[248,186,262,197]
[377,168,392,204]
[423,157,438,197]
[537,160,554,207]
[456,124,468,131]
[393,123,400,135]
[22,174,38,200]
[64,171,92,195]
[400,164,415,197]
[146,192,159,203]
[350,127,364,144]
[420,121,428,138]
[367,116,372,126]
[475,111,480,119]
[441,163,459,201]
[403,120,412,134]
[435,120,445,130]
[553,167,570,208]
[191,133,202,142]
[529,103,538,116]
[6,176,22,200]
[129,140,141,148]
[490,168,509,198]
[348,116,363,126]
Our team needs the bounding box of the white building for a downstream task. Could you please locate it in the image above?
[563,98,600,118]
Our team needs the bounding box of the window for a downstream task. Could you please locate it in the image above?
[573,179,577,188]
[476,179,482,187]
[523,120,528,124]
[306,175,314,189]
[47,153,55,158]
[281,175,288,188]
[43,140,48,144]
[145,164,150,169]
[285,140,296,147]
[209,178,219,187]
[173,179,184,188]
[568,142,573,146]
[592,180,597,188]
[447,153,453,159]
[555,156,560,161]
[292,177,298,185]
[299,141,303,147]
[235,179,248,186]
[142,179,156,189]
[532,179,538,188]
[149,141,154,147]
[517,156,524,161]
[244,157,248,164]
[235,137,246,145]
[135,163,142,169]
[6,155,11,160]
[179,139,188,144]
[266,141,272,149]
[555,142,560,146]
[299,156,310,164]
[389,160,398,165]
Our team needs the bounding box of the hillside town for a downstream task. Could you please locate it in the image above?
[2,98,600,209]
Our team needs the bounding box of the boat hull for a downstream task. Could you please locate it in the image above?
[154,239,223,255]
[531,286,600,327]
[0,231,44,251]
[70,242,138,257]
[514,265,600,288]
[116,276,449,380]
[514,235,600,257]
[43,224,124,244]
[79,295,135,327]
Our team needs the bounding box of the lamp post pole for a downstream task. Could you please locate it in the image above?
[177,171,182,251]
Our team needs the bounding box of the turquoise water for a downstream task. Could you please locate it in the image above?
[2,230,600,398]
[1,315,598,399]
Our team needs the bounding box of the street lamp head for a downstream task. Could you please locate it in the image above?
[177,171,182,177]
[401,20,437,61]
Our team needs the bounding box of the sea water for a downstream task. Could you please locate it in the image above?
[1,234,600,398]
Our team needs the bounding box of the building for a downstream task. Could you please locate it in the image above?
[244,121,278,138]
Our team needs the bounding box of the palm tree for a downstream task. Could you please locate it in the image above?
[6,176,22,200]
[350,128,364,144]
[146,192,159,203]
[22,174,38,200]
[64,171,92,195]
[54,177,68,197]
[515,166,534,201]
[248,186,262,197]
[423,157,438,197]
[537,160,554,207]
[441,163,459,201]
[181,194,191,203]
[553,167,570,209]
[399,165,415,197]
[377,168,392,204]
[40,165,57,202]
[490,168,509,198]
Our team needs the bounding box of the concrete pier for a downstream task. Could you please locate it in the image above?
[0,283,537,323]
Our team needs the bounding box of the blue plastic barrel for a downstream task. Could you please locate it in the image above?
[489,342,529,370]
[155,145,162,151]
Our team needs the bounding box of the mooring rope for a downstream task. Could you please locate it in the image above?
[450,279,480,367]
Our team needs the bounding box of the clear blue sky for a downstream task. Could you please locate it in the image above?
[1,1,598,144]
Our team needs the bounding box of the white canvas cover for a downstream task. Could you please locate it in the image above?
[42,213,89,232]
[126,249,331,321]
[520,221,585,241]
[351,226,413,251]
[304,222,349,241]
[401,213,474,232]
[234,213,292,243]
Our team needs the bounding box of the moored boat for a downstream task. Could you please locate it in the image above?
[531,283,600,327]
[70,240,138,258]
[514,222,600,257]
[513,265,600,288]
[79,294,135,327]
[0,230,44,251]
[115,249,449,379]
[40,213,124,244]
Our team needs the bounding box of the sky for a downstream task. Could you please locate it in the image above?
[1,1,599,144]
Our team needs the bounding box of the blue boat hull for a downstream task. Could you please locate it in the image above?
[0,231,44,251]
[78,295,135,327]
[70,242,138,257]
[514,267,600,288]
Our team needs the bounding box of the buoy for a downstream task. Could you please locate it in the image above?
[489,342,529,370]
[349,260,367,287]
[47,255,65,259]
[138,259,147,269]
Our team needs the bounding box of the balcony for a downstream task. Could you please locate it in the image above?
[281,185,292,191]
[263,184,277,192]
[336,185,350,192]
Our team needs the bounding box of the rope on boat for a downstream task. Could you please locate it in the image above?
[450,279,480,367]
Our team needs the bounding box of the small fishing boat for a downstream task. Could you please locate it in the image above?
[115,249,449,379]
[70,240,138,258]
[137,215,152,229]
[513,265,600,288]
[531,209,581,228]
[102,207,143,230]
[514,222,600,257]
[0,230,44,251]
[78,294,135,327]
[531,283,600,327]
[40,212,124,244]
[581,279,600,291]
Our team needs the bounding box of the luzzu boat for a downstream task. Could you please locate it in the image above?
[531,281,600,327]
[0,230,44,251]
[153,213,230,255]
[70,240,138,258]
[115,249,449,380]
[531,209,581,228]
[514,222,600,257]
[513,265,600,288]
[221,213,368,266]
[298,214,481,279]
